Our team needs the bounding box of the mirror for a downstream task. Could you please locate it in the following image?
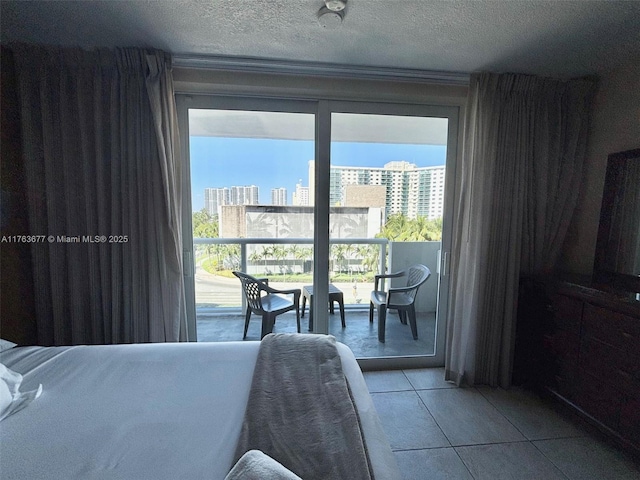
[593,148,640,292]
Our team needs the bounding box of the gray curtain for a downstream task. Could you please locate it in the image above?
[445,72,596,387]
[12,44,187,345]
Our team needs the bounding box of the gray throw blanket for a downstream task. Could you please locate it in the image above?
[233,334,373,480]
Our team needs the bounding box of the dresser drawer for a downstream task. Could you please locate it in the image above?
[582,303,640,355]
[620,394,640,444]
[550,294,583,335]
[579,336,639,393]
[575,369,621,429]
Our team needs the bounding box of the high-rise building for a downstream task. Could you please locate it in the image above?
[205,185,259,215]
[271,187,287,205]
[204,187,230,216]
[292,181,310,206]
[230,185,259,205]
[310,160,445,220]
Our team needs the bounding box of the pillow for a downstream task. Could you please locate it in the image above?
[0,339,17,352]
[0,363,42,421]
[225,450,302,480]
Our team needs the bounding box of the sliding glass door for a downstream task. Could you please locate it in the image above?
[177,97,317,341]
[177,95,458,367]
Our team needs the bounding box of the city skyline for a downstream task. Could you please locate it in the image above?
[190,136,447,212]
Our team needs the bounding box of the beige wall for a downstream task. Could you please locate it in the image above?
[344,185,386,208]
[558,62,640,275]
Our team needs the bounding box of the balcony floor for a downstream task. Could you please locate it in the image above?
[196,309,436,358]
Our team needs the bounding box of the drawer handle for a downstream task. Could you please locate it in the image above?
[621,332,633,340]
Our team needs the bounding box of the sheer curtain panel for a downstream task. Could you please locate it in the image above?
[12,44,187,345]
[445,73,596,387]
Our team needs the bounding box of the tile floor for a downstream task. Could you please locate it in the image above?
[363,368,640,480]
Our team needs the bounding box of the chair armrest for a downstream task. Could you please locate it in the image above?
[261,283,300,298]
[273,288,301,297]
[388,285,415,294]
[374,271,406,290]
[387,287,418,306]
[271,288,301,305]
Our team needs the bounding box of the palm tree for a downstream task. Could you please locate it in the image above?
[331,244,348,275]
[361,245,380,276]
[272,245,288,276]
[249,249,262,272]
[223,244,241,270]
[300,247,313,273]
[344,243,354,277]
[376,213,408,241]
[376,213,443,242]
[288,244,305,274]
[260,245,275,274]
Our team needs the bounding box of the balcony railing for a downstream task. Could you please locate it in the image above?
[192,237,388,311]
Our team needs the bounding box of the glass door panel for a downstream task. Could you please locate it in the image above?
[187,108,315,341]
[328,112,449,359]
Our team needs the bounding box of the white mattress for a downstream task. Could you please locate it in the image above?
[0,341,399,480]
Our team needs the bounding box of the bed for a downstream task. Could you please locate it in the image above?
[0,338,400,479]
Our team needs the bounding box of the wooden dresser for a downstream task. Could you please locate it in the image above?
[515,276,640,453]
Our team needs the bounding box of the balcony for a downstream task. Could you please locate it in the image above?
[193,238,440,359]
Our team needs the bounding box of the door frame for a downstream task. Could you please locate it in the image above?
[176,95,318,342]
[176,94,459,368]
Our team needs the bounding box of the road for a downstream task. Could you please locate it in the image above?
[194,264,371,308]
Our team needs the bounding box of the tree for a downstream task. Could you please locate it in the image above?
[376,213,409,241]
[192,209,219,260]
[194,220,218,239]
[331,244,348,274]
[272,245,288,274]
[192,208,212,232]
[260,245,275,274]
[249,249,263,270]
[358,245,379,275]
[376,214,442,242]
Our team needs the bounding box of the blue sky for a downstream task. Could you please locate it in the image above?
[190,137,446,210]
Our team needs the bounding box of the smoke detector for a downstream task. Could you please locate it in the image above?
[318,0,346,28]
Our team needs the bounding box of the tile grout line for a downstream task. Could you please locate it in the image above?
[368,388,417,394]
[408,378,482,479]
[411,383,530,479]
[472,387,572,480]
[529,440,572,480]
[474,386,532,440]
[413,384,453,448]
[451,447,478,480]
[369,371,579,480]
[475,386,591,442]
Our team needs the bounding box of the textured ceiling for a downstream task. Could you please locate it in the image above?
[2,0,640,78]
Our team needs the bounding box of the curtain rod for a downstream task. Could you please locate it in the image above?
[172,54,470,86]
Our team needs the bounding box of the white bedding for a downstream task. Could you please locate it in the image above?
[0,341,399,480]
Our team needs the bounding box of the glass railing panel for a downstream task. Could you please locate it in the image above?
[193,238,387,311]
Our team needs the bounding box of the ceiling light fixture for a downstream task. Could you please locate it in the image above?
[318,0,346,28]
[325,0,346,12]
